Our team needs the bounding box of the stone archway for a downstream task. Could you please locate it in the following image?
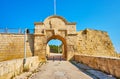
[34,15,77,61]
[46,35,67,59]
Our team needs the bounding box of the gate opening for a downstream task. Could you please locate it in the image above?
[46,35,67,60]
[48,39,62,55]
[46,39,65,60]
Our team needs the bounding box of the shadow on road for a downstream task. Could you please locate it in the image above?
[70,61,116,79]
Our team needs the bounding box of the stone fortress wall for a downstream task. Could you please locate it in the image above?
[0,15,118,61]
[0,28,117,61]
[33,15,77,60]
[0,34,34,61]
[76,29,117,57]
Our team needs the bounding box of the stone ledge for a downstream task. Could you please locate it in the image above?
[74,55,120,78]
[0,56,40,79]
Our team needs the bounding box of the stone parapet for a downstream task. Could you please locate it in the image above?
[0,56,39,79]
[74,55,120,78]
[0,34,34,61]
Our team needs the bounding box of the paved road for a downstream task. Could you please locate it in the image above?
[29,61,93,79]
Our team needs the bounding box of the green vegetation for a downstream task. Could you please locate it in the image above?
[49,45,62,53]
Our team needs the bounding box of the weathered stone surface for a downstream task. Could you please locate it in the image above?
[76,29,116,57]
[74,55,120,78]
[0,56,39,79]
[34,15,77,60]
[0,34,34,61]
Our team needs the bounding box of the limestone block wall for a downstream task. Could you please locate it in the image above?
[74,55,120,78]
[76,29,116,57]
[46,44,50,56]
[66,34,78,60]
[0,56,39,79]
[34,35,47,61]
[67,24,76,34]
[0,34,34,61]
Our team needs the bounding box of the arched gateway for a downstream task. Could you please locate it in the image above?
[34,15,77,60]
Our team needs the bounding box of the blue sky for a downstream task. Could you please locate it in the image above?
[0,0,120,53]
[48,39,62,46]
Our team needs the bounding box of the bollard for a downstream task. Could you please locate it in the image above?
[60,56,61,61]
[53,56,54,61]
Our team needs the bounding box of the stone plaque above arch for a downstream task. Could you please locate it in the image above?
[34,15,77,35]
